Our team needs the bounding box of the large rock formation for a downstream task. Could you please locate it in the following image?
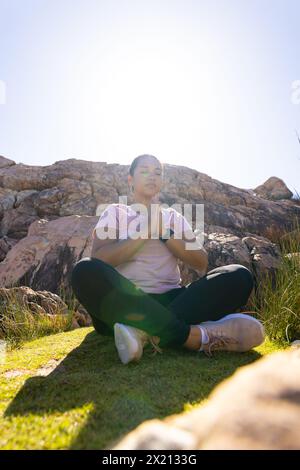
[254,176,294,201]
[0,156,299,302]
[112,348,300,450]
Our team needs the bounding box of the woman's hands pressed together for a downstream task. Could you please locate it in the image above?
[136,203,167,240]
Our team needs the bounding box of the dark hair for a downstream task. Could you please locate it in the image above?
[129,154,163,176]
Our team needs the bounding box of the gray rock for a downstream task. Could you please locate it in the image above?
[113,348,300,450]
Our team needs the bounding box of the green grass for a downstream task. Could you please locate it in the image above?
[0,327,284,450]
[0,286,74,348]
[250,216,300,343]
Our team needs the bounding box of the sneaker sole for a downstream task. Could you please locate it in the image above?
[200,313,265,352]
[114,323,140,364]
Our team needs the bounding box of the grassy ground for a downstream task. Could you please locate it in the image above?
[0,327,284,450]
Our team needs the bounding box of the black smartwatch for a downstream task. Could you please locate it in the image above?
[159,228,175,243]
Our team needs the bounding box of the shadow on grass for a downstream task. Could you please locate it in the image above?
[4,330,262,449]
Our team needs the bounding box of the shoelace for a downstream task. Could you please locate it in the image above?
[202,328,239,358]
[148,335,163,356]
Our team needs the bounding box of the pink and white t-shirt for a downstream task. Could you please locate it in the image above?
[92,203,195,294]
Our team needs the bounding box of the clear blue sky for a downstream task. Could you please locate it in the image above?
[0,0,299,195]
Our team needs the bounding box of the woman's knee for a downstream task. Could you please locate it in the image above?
[71,257,92,284]
[230,264,254,294]
[71,257,107,289]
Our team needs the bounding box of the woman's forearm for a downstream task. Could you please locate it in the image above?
[165,237,208,275]
[92,237,147,267]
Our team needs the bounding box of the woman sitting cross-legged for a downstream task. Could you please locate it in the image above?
[71,154,265,364]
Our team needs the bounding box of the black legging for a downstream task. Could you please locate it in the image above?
[71,257,254,348]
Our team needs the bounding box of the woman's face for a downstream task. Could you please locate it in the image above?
[129,157,163,198]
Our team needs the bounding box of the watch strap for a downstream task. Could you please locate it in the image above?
[159,228,175,243]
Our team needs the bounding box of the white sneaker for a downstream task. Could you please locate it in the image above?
[197,313,265,357]
[114,323,162,365]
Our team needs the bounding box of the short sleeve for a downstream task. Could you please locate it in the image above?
[93,204,118,240]
[167,208,195,240]
[170,208,206,250]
